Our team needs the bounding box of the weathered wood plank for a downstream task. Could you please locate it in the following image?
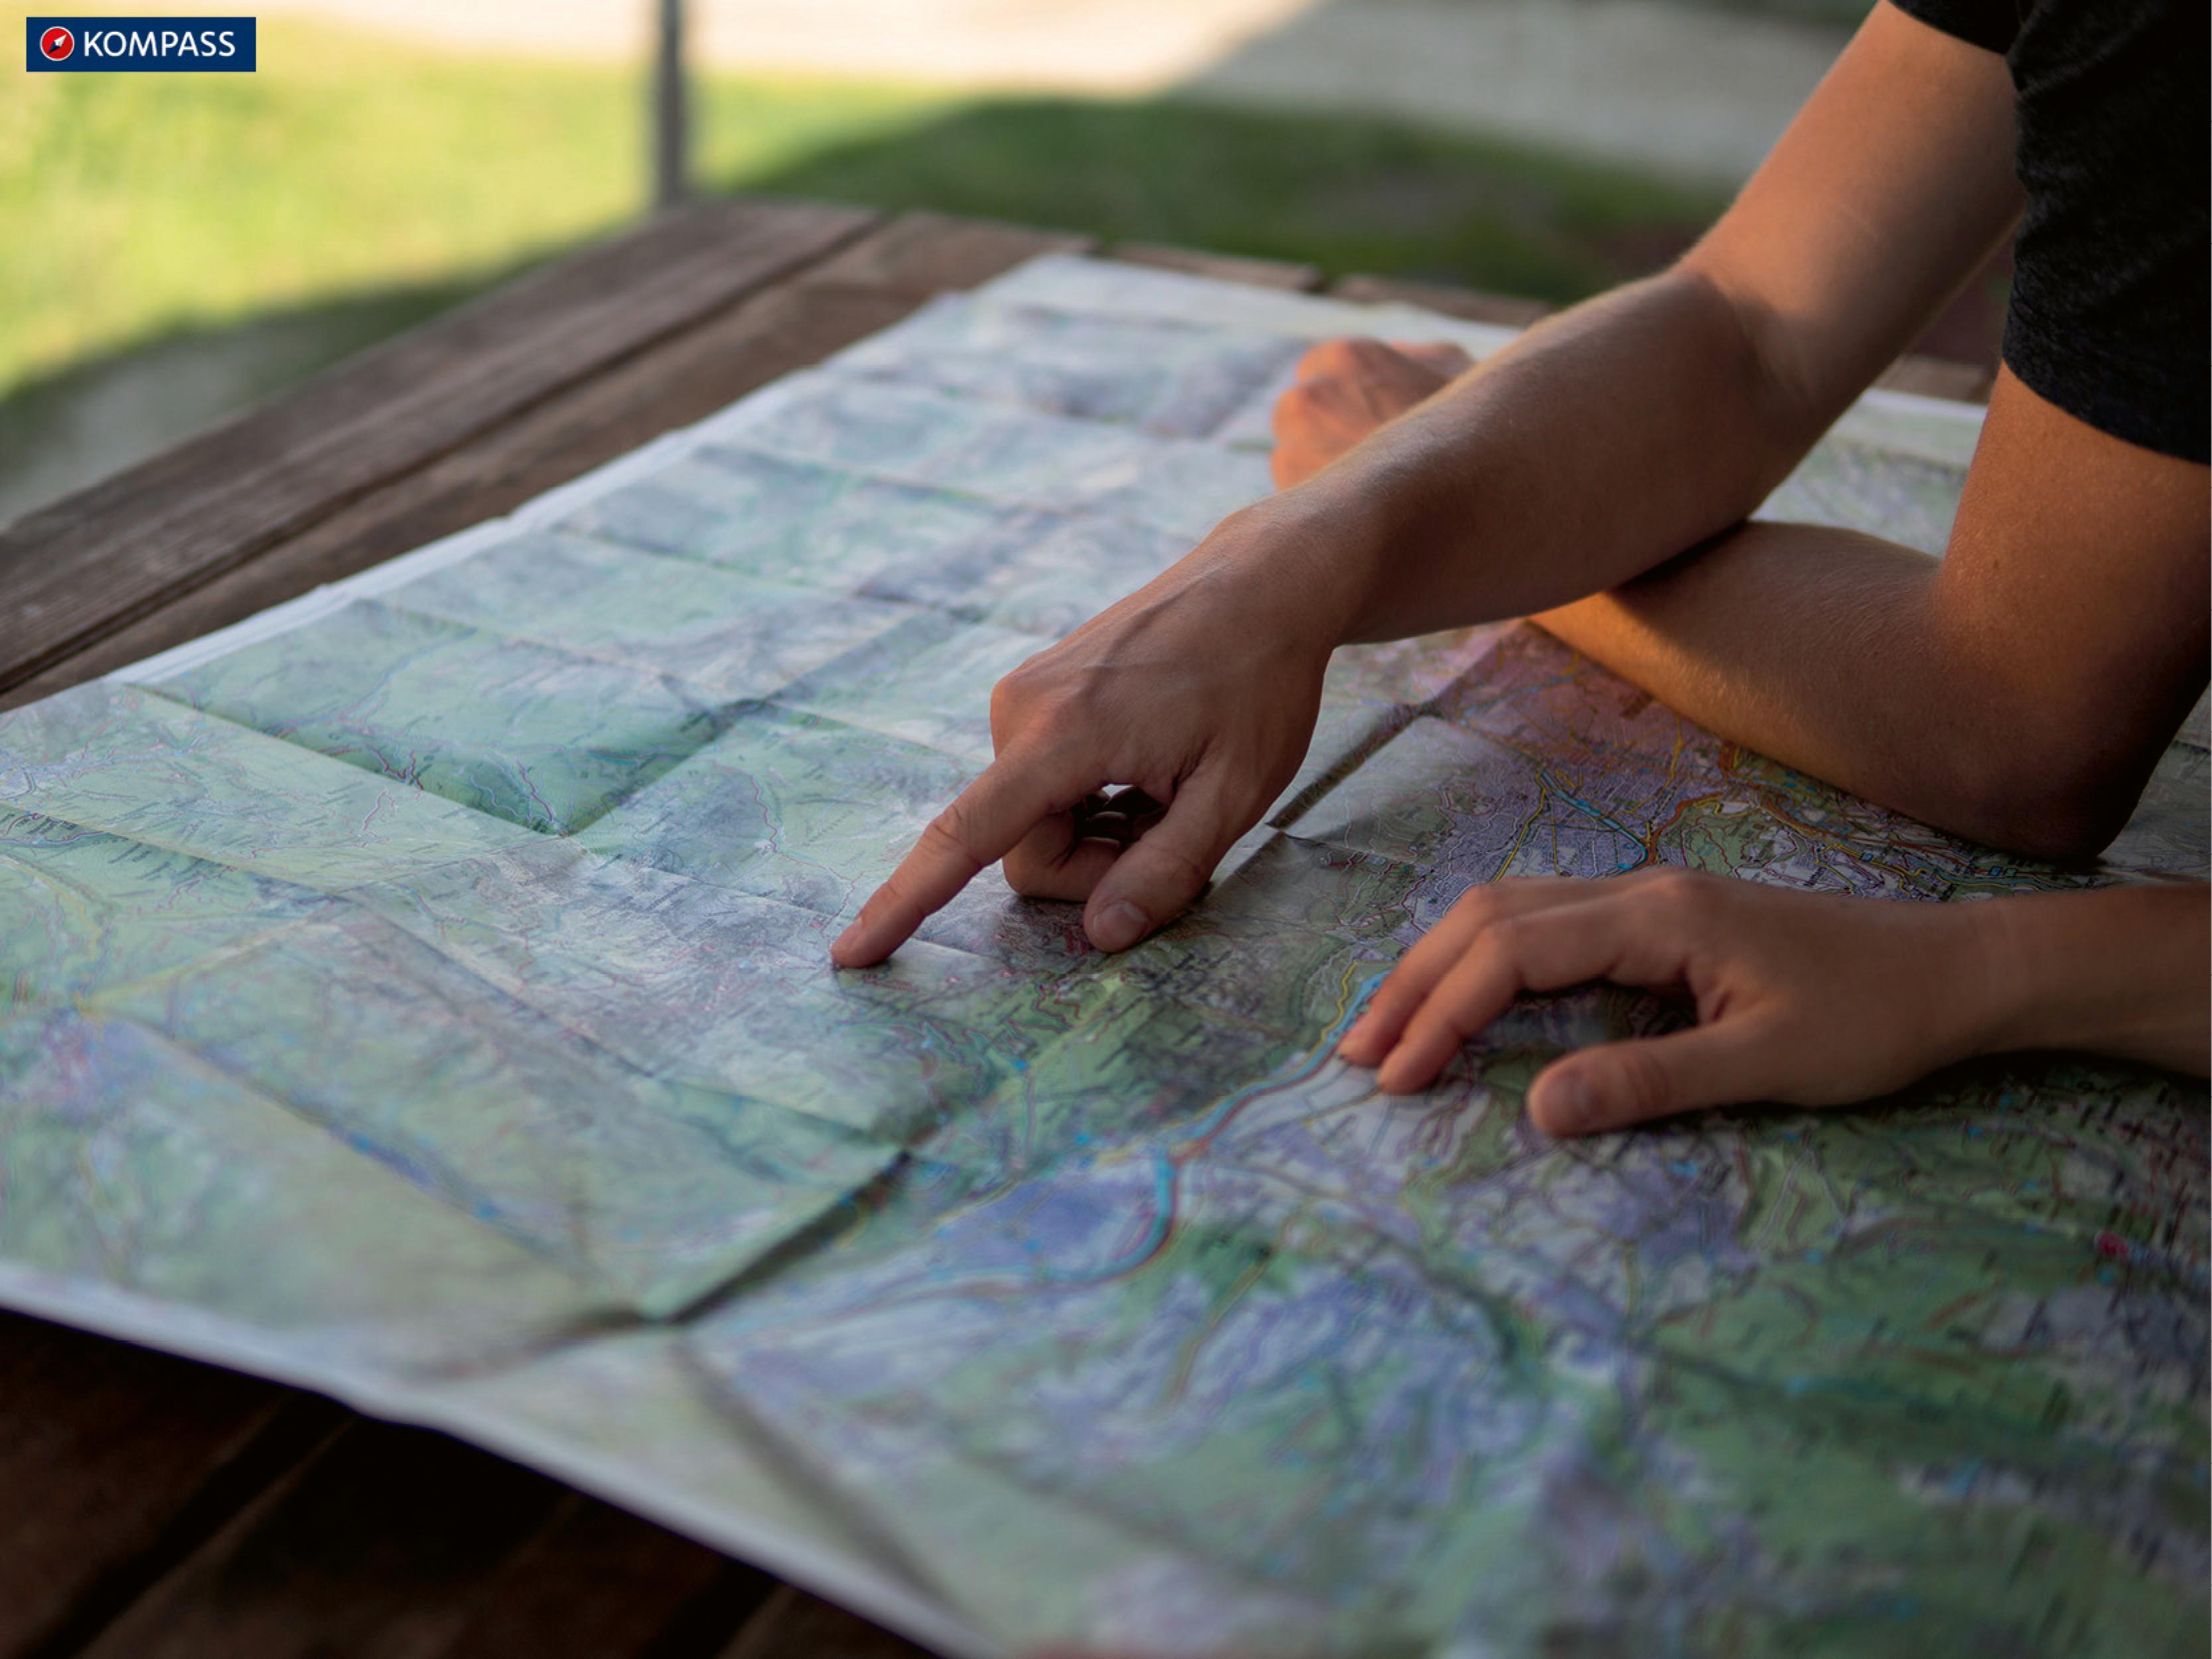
[0,1314,345,1659]
[719,1585,935,1659]
[1,221,1075,711]
[427,1494,776,1659]
[56,1409,792,1659]
[0,198,881,696]
[1874,353,1994,404]
[1328,272,1554,330]
[3,1317,773,1659]
[72,1421,564,1659]
[1109,242,1322,291]
[793,209,1094,299]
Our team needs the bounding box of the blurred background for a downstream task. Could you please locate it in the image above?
[3,0,2008,525]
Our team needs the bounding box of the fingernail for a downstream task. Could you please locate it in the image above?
[1542,1073,1595,1134]
[1338,1017,1372,1057]
[832,920,862,959]
[1090,899,1147,952]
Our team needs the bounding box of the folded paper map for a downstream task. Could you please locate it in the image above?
[2,255,2204,1658]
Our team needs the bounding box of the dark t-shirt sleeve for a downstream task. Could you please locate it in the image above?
[1887,0,2210,463]
[1887,0,2020,53]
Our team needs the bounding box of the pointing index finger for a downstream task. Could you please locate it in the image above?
[831,753,1074,968]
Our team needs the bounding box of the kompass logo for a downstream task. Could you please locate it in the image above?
[26,15,256,70]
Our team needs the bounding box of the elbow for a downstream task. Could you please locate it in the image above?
[1956,784,2135,865]
[1940,721,2156,865]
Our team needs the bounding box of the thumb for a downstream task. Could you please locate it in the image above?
[1527,1021,1779,1135]
[1081,774,1242,953]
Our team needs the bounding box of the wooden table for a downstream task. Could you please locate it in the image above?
[0,197,1991,1659]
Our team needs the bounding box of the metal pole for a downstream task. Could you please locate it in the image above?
[651,0,689,210]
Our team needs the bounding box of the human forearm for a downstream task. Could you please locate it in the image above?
[1254,266,1821,645]
[1536,518,1975,826]
[1534,516,2181,859]
[835,3,2057,965]
[1250,3,2028,654]
[1971,883,2211,1076]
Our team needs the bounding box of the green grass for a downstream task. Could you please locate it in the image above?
[1,17,1732,397]
[0,17,1733,518]
[0,19,954,396]
[763,99,1725,305]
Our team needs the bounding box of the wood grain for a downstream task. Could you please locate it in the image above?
[0,1315,344,1659]
[0,198,880,695]
[1,218,1090,711]
[793,209,1092,299]
[74,1421,572,1659]
[1873,354,1995,403]
[427,1496,776,1659]
[1109,242,1322,291]
[721,1586,936,1659]
[1328,271,1555,330]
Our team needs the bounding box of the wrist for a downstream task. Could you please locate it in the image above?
[1945,890,2133,1063]
[1940,897,2037,1061]
[1210,474,1408,652]
[1954,886,2210,1074]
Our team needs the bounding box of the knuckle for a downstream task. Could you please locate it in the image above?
[1138,838,1213,897]
[1364,977,1411,1021]
[991,656,1047,715]
[1633,867,1708,912]
[1416,996,1480,1050]
[999,841,1045,888]
[1298,336,1392,379]
[1278,378,1341,427]
[1297,338,1357,377]
[1303,376,1358,417]
[1003,861,1056,899]
[991,675,1086,753]
[1607,1045,1676,1119]
[987,684,1027,743]
[1480,912,1535,960]
[922,805,988,867]
[1444,882,1505,932]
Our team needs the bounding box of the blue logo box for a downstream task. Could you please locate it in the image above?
[27,16,256,71]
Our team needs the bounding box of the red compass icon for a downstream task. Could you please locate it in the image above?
[40,25,76,60]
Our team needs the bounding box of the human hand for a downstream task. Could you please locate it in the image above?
[830,503,1347,966]
[1336,871,2000,1133]
[1270,337,1473,489]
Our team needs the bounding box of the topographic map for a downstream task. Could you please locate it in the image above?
[1,256,2205,1658]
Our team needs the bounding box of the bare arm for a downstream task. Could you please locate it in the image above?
[834,3,2187,965]
[1288,1,2028,639]
[1281,1,2206,858]
[1532,373,2210,857]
